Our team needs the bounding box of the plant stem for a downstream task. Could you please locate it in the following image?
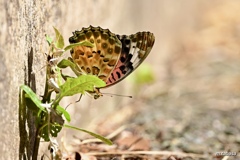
[32,127,41,160]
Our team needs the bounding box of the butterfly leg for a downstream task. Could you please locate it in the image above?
[75,94,83,103]
[65,94,83,109]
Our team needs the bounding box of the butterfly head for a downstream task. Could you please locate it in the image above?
[87,88,103,99]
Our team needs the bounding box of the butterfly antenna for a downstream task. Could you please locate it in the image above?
[101,92,133,98]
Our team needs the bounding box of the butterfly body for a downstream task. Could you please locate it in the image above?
[69,26,155,98]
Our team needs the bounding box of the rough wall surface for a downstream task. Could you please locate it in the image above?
[0,1,54,159]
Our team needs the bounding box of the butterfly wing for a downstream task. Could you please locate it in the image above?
[106,31,155,87]
[69,26,155,91]
[69,26,122,82]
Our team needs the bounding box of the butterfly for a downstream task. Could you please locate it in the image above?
[69,26,155,99]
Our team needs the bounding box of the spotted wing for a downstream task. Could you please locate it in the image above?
[69,26,122,82]
[106,32,155,86]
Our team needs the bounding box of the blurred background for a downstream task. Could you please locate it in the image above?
[45,0,240,157]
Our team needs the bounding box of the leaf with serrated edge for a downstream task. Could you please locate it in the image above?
[53,27,64,49]
[59,75,106,98]
[64,124,113,145]
[64,41,94,51]
[20,85,45,111]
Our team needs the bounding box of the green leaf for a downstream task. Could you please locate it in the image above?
[57,59,77,69]
[56,105,71,122]
[53,27,64,49]
[40,121,63,141]
[45,34,53,46]
[20,85,45,111]
[25,96,39,112]
[55,67,63,86]
[59,75,106,98]
[39,108,64,141]
[64,124,113,145]
[64,41,94,51]
[57,58,82,77]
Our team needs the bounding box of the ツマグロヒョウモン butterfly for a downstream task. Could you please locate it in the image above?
[69,26,155,99]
